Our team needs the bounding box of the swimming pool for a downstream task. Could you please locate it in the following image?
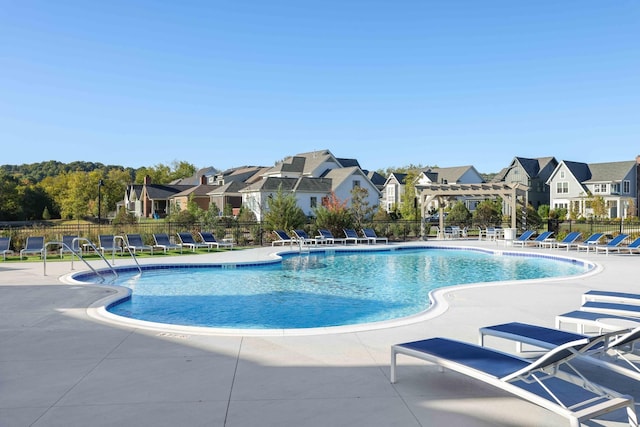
[76,246,592,331]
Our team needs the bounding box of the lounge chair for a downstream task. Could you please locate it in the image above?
[390,336,637,426]
[0,237,14,260]
[292,229,317,245]
[343,228,367,244]
[361,228,388,244]
[59,235,80,258]
[582,290,640,306]
[125,234,153,255]
[593,234,630,255]
[620,236,640,254]
[527,230,554,247]
[510,230,536,247]
[479,321,640,381]
[575,233,606,252]
[153,233,183,254]
[581,300,640,318]
[198,231,233,250]
[98,234,123,256]
[20,236,45,259]
[556,309,640,333]
[177,232,208,252]
[272,230,296,246]
[539,231,582,250]
[316,229,346,245]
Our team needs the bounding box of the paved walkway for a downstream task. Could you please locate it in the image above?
[1,240,640,426]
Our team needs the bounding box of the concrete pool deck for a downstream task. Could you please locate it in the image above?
[1,239,640,426]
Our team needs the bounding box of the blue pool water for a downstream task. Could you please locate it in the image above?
[88,248,590,329]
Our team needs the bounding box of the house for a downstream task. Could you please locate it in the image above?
[546,157,639,219]
[493,156,558,209]
[168,176,219,214]
[240,149,381,221]
[381,173,408,214]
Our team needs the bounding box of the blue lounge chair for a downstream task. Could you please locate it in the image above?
[125,234,154,255]
[621,236,640,254]
[556,309,640,333]
[343,228,367,244]
[153,233,183,254]
[59,235,80,258]
[198,231,233,250]
[292,229,318,245]
[575,233,606,252]
[98,234,123,256]
[525,230,553,247]
[316,229,346,245]
[177,232,208,252]
[272,230,296,246]
[20,236,45,259]
[594,234,630,255]
[390,336,637,426]
[510,230,536,247]
[0,236,14,261]
[582,290,640,306]
[539,231,582,250]
[361,228,388,244]
[581,300,640,318]
[479,321,640,381]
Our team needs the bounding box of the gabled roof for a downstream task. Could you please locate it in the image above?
[423,166,480,184]
[170,166,218,185]
[216,166,264,184]
[207,180,247,195]
[336,157,361,168]
[584,160,637,183]
[387,172,408,184]
[144,184,193,199]
[365,170,386,190]
[170,184,220,198]
[324,166,381,195]
[241,176,332,193]
[563,161,592,182]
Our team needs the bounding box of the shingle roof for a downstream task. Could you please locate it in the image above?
[584,160,636,183]
[145,185,193,199]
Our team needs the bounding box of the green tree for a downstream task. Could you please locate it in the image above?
[314,192,352,237]
[399,170,419,220]
[447,201,471,225]
[591,195,606,219]
[473,199,502,227]
[519,204,542,230]
[263,185,307,231]
[0,171,23,220]
[537,204,550,220]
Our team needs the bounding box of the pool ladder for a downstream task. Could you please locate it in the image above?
[42,236,142,282]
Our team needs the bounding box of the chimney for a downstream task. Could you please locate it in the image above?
[200,175,207,185]
[144,175,152,185]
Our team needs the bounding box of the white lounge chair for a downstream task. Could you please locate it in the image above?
[125,234,154,255]
[539,231,582,250]
[292,229,318,245]
[153,233,183,254]
[510,230,536,247]
[556,309,640,333]
[272,230,296,246]
[593,234,630,255]
[575,233,606,252]
[620,237,640,254]
[198,231,233,250]
[361,228,388,244]
[177,232,208,252]
[20,236,45,259]
[343,228,367,244]
[582,290,640,306]
[316,229,346,245]
[479,321,640,382]
[391,336,637,426]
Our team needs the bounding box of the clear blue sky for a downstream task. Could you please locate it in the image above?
[1,1,638,174]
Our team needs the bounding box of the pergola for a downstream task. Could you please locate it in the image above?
[416,182,528,238]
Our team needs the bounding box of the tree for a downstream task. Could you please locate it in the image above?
[263,185,307,231]
[0,171,22,220]
[349,186,375,231]
[314,192,352,237]
[591,195,606,219]
[447,201,471,225]
[537,204,550,220]
[399,170,419,220]
[473,199,502,227]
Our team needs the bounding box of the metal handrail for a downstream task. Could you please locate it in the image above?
[114,235,142,274]
[43,238,116,281]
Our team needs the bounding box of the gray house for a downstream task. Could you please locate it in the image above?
[493,156,558,209]
[546,158,639,219]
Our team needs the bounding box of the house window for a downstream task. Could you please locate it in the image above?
[310,197,317,208]
[560,171,565,179]
[386,186,395,202]
[612,183,620,193]
[352,180,361,188]
[556,182,568,194]
[623,180,630,193]
[593,184,607,193]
